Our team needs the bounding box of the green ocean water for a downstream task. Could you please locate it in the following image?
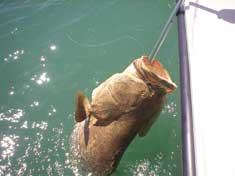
[0,0,182,175]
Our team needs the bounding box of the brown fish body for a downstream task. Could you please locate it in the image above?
[71,56,176,175]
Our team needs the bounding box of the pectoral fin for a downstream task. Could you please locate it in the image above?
[138,116,157,137]
[138,97,165,137]
[75,91,91,122]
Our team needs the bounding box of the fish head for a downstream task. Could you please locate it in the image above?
[133,56,177,94]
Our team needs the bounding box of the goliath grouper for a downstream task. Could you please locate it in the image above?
[71,56,176,175]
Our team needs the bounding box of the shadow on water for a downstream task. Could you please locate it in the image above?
[187,2,235,24]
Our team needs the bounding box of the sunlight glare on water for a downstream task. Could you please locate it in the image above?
[0,0,181,175]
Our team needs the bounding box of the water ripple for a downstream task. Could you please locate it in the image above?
[66,33,145,53]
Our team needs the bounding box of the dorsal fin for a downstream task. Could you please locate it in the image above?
[75,91,91,122]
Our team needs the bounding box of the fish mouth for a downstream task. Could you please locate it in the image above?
[134,56,177,93]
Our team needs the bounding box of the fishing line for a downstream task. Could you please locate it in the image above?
[149,0,184,61]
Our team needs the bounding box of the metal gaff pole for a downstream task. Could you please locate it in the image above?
[149,0,184,60]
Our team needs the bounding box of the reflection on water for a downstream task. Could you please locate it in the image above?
[3,49,24,62]
[0,0,181,175]
[128,157,164,176]
[49,45,57,51]
[1,135,19,159]
[0,109,24,123]
[31,72,50,85]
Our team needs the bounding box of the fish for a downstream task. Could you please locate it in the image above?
[71,56,176,175]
